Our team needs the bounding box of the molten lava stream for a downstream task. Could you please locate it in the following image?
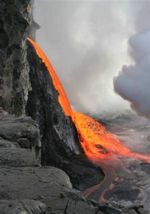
[28,38,150,203]
[73,112,150,164]
[27,37,72,118]
[73,112,150,201]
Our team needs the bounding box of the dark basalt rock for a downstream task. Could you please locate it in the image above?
[0,115,41,149]
[0,0,31,115]
[0,148,38,167]
[0,115,141,213]
[0,137,19,148]
[26,41,81,159]
[0,114,39,167]
[26,41,81,156]
[26,41,103,190]
[0,200,47,214]
[0,0,102,194]
[0,166,72,201]
[0,165,125,214]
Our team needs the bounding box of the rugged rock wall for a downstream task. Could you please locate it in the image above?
[0,0,101,190]
[0,0,31,115]
[26,42,102,189]
[0,0,82,162]
[26,42,81,161]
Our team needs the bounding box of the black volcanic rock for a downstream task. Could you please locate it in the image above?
[0,148,38,167]
[0,116,146,214]
[0,166,72,201]
[0,115,41,164]
[0,115,41,150]
[0,0,31,115]
[26,41,103,189]
[26,42,81,160]
[0,200,47,214]
[0,0,102,192]
[0,137,19,148]
[0,0,102,197]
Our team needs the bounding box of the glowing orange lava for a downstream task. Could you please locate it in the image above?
[28,37,72,117]
[73,112,150,164]
[28,38,150,166]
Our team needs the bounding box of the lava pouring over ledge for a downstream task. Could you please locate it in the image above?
[28,38,72,117]
[73,111,150,163]
[28,37,150,200]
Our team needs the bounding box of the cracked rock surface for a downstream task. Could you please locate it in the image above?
[0,114,103,214]
[0,199,47,214]
[0,116,147,214]
[0,0,31,115]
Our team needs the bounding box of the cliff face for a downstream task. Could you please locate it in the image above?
[0,0,101,189]
[26,41,102,189]
[26,42,81,164]
[0,0,31,115]
[0,0,81,160]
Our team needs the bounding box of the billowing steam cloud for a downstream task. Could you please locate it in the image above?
[34,0,149,116]
[114,1,150,118]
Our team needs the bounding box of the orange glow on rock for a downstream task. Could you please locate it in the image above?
[28,38,150,165]
[27,37,72,117]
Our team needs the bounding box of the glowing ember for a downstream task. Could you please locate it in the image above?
[28,38,150,201]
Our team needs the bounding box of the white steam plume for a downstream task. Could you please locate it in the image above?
[34,0,148,116]
[114,1,150,118]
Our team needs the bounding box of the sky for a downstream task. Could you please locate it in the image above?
[34,0,149,117]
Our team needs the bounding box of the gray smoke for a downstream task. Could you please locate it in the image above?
[114,1,150,118]
[34,0,149,116]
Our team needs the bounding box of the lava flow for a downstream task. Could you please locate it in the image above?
[73,111,150,164]
[28,37,150,201]
[28,37,72,117]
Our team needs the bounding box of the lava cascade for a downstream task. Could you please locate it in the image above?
[28,38,72,117]
[28,37,150,166]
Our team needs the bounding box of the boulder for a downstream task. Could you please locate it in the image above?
[0,148,38,167]
[0,115,41,160]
